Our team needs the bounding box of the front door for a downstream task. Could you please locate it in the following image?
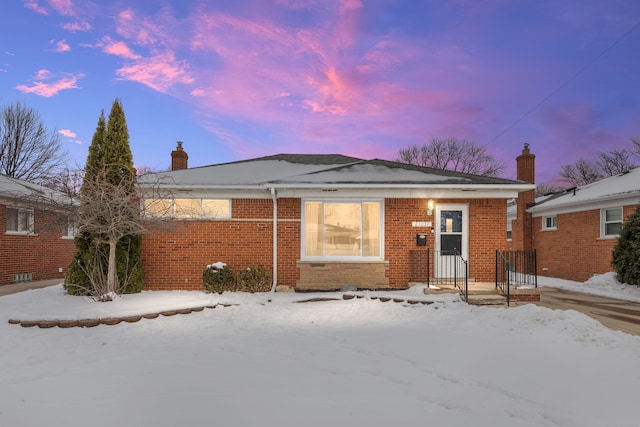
[434,204,469,278]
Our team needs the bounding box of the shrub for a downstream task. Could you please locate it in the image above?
[202,262,237,293]
[238,266,272,292]
[612,205,640,286]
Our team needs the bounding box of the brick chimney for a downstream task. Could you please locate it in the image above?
[513,143,535,251]
[171,141,188,171]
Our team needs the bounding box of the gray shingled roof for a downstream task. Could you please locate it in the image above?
[139,154,528,189]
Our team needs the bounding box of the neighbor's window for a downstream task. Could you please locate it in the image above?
[303,200,382,258]
[601,207,622,237]
[542,215,557,230]
[6,207,34,234]
[144,198,230,218]
[62,218,77,238]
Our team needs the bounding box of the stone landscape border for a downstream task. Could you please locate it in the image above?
[6,294,438,328]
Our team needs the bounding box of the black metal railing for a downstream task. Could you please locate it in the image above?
[495,249,537,305]
[430,250,469,302]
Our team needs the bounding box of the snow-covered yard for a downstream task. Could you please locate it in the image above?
[1,275,639,427]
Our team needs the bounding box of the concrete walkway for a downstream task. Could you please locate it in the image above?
[532,287,640,336]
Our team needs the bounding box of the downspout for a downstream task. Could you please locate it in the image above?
[269,187,278,292]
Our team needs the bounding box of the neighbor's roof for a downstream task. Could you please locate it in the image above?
[528,167,640,215]
[139,154,531,191]
[0,173,67,203]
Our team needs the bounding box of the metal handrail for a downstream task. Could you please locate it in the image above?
[431,250,468,302]
[496,249,538,306]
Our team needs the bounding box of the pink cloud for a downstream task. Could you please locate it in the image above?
[58,129,76,138]
[116,8,171,47]
[47,0,74,16]
[191,88,206,97]
[53,39,71,52]
[16,72,85,97]
[34,69,52,80]
[115,52,193,92]
[24,1,48,14]
[62,21,91,31]
[100,37,140,60]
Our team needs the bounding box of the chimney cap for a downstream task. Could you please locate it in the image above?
[177,141,183,149]
[523,142,529,150]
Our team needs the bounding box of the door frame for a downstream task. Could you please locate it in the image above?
[434,203,469,278]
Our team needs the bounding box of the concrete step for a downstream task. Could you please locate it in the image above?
[466,293,507,306]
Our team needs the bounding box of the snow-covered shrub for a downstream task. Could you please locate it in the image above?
[238,266,272,292]
[202,262,237,293]
[612,205,640,286]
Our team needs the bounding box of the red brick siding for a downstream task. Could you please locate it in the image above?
[384,198,509,286]
[142,197,510,290]
[533,204,638,282]
[0,204,76,285]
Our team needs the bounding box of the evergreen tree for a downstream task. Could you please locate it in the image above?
[612,206,640,286]
[65,99,144,296]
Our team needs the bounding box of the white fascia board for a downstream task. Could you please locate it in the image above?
[528,193,640,217]
[141,183,534,200]
[274,187,527,199]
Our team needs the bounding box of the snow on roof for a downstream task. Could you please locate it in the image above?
[529,167,640,214]
[139,154,528,189]
[0,174,69,204]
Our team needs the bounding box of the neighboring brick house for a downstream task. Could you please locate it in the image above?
[138,143,534,291]
[0,174,76,286]
[508,147,640,282]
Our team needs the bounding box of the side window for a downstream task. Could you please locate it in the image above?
[601,207,622,237]
[6,207,34,234]
[542,215,557,230]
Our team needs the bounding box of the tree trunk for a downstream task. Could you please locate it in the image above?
[107,238,119,295]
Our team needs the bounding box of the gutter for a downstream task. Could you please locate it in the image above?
[269,187,278,292]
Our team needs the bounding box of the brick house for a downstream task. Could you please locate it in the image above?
[0,174,76,286]
[508,147,640,282]
[138,143,534,291]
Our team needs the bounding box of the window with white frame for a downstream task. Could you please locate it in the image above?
[601,207,622,237]
[542,215,557,230]
[144,198,230,218]
[62,217,77,238]
[6,207,34,234]
[303,200,382,259]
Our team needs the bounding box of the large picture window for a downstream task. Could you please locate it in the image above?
[303,200,382,259]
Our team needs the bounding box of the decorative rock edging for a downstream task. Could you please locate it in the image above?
[7,296,436,329]
[7,303,238,329]
[341,294,434,305]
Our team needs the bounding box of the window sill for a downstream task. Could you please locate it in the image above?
[540,228,557,232]
[598,235,619,240]
[298,259,387,264]
[5,231,38,236]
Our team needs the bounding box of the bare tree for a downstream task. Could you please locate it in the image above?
[559,159,603,187]
[74,166,146,300]
[396,137,505,177]
[597,148,635,176]
[0,101,67,184]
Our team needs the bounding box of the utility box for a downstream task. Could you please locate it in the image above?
[416,233,427,246]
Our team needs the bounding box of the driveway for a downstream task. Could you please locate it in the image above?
[534,287,640,336]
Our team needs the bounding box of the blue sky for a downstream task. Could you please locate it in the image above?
[1,0,639,184]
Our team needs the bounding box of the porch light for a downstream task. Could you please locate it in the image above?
[427,199,435,216]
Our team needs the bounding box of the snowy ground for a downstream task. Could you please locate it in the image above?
[1,275,639,427]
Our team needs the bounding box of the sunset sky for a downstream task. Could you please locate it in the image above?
[1,0,639,184]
